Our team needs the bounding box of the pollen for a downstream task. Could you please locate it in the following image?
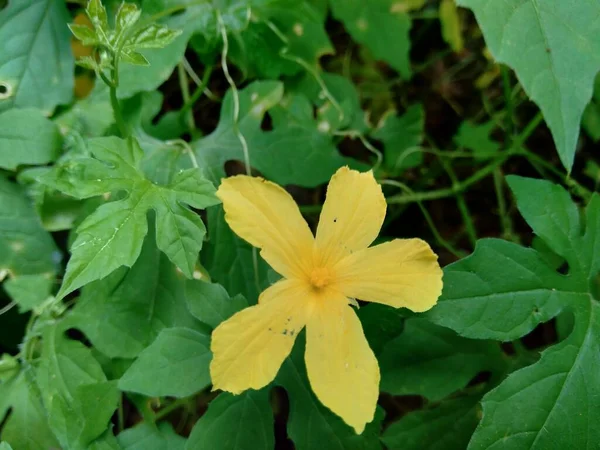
[309,267,331,289]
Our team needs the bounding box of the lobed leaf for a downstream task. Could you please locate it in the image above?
[49,136,218,299]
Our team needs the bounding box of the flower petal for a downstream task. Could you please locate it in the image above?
[335,239,443,312]
[217,175,314,278]
[210,280,315,394]
[305,293,379,434]
[315,167,386,267]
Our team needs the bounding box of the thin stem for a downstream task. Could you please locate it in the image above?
[178,62,196,132]
[109,62,128,137]
[182,58,218,101]
[180,65,214,116]
[217,12,261,293]
[387,112,544,205]
[493,167,516,242]
[334,130,383,172]
[381,180,465,259]
[166,139,198,168]
[217,12,250,176]
[153,396,193,422]
[439,156,477,248]
[0,301,16,316]
[281,52,345,123]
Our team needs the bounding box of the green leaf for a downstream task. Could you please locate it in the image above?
[425,238,574,340]
[0,443,14,450]
[202,205,270,303]
[228,1,332,79]
[276,340,384,450]
[70,232,199,359]
[115,3,142,35]
[0,175,60,277]
[0,108,62,170]
[1,369,60,450]
[470,299,600,449]
[453,121,500,159]
[121,50,151,66]
[379,318,502,401]
[381,395,481,450]
[68,23,100,46]
[254,93,364,186]
[47,136,218,299]
[116,7,202,98]
[506,176,583,272]
[86,0,109,38]
[456,0,600,170]
[289,72,367,133]
[185,390,274,450]
[0,0,74,113]
[356,303,404,356]
[193,81,361,187]
[192,81,284,184]
[36,323,120,450]
[54,82,114,138]
[330,0,411,78]
[583,101,600,142]
[3,273,54,312]
[185,279,248,329]
[118,422,186,449]
[88,430,122,450]
[118,327,211,398]
[372,105,424,173]
[426,176,600,447]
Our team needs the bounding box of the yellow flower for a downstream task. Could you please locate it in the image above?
[210,167,443,433]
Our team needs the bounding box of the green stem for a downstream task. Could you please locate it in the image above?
[178,62,196,132]
[153,397,193,422]
[180,65,214,116]
[493,167,516,242]
[109,63,128,137]
[387,112,544,205]
[381,180,466,259]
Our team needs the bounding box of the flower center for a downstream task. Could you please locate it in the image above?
[309,267,331,289]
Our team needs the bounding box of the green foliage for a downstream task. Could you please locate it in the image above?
[381,395,481,450]
[457,0,600,170]
[119,327,211,397]
[0,0,74,113]
[276,341,384,450]
[379,318,503,401]
[330,0,412,79]
[36,323,120,450]
[71,0,182,70]
[69,232,198,358]
[186,390,274,450]
[0,109,63,171]
[43,136,219,298]
[118,422,187,449]
[427,176,600,448]
[372,104,424,174]
[1,0,598,447]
